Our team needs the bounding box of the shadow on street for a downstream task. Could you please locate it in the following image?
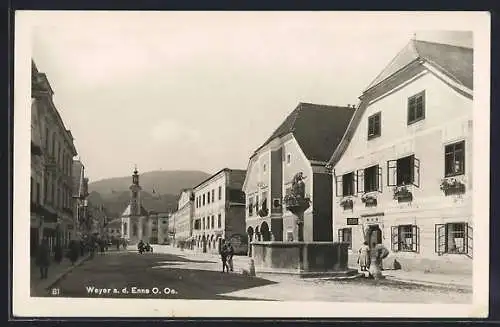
[43,252,277,300]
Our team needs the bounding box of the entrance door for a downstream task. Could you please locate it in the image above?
[368,225,382,249]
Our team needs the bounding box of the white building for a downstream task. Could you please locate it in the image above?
[328,38,473,274]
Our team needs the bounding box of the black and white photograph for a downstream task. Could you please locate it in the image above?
[13,11,490,318]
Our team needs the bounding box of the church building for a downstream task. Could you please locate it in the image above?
[120,167,152,244]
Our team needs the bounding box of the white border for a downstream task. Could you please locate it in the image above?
[13,11,490,318]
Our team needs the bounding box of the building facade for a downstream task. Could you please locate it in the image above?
[192,169,247,254]
[170,189,194,247]
[31,60,77,254]
[72,160,90,240]
[242,103,354,245]
[156,213,171,244]
[328,39,473,274]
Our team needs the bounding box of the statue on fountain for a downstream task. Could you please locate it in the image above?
[284,172,310,214]
[284,172,311,242]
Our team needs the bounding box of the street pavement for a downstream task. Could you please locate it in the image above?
[38,246,472,303]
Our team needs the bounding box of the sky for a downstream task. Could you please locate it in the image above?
[30,12,474,182]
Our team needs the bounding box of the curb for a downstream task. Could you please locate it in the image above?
[40,254,92,293]
[384,275,472,292]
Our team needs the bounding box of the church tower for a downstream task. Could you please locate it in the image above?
[129,166,142,216]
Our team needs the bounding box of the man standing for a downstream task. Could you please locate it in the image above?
[36,237,51,279]
[226,241,235,272]
[219,239,229,273]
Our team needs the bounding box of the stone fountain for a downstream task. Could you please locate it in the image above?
[250,172,359,278]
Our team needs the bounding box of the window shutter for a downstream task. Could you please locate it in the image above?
[338,229,343,242]
[387,160,397,186]
[412,225,419,253]
[413,157,420,187]
[391,226,399,252]
[335,175,343,197]
[377,166,383,192]
[435,224,446,255]
[356,169,365,194]
[466,223,473,258]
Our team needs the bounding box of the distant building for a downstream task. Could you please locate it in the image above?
[105,218,122,240]
[120,167,151,244]
[156,212,171,244]
[170,189,194,248]
[328,39,473,274]
[31,60,78,254]
[192,168,247,254]
[242,102,354,244]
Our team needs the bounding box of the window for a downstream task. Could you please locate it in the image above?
[436,222,472,257]
[218,214,222,228]
[273,198,281,208]
[337,228,352,249]
[342,172,355,196]
[30,178,34,203]
[45,128,49,150]
[387,155,420,187]
[207,192,211,204]
[408,91,426,124]
[211,189,215,202]
[391,225,419,252]
[445,141,465,177]
[202,217,205,230]
[218,186,222,200]
[261,192,268,211]
[286,154,291,164]
[211,215,215,229]
[36,182,40,204]
[255,195,260,213]
[202,194,205,206]
[194,220,200,230]
[356,165,382,193]
[368,112,381,139]
[286,231,294,242]
[248,197,254,216]
[263,164,267,172]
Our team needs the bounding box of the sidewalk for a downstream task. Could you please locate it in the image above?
[153,245,472,291]
[30,253,93,296]
[382,269,472,291]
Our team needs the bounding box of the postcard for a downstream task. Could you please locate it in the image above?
[13,10,490,318]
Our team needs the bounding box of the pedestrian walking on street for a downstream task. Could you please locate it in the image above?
[357,241,370,272]
[36,238,51,279]
[220,239,229,273]
[227,241,234,272]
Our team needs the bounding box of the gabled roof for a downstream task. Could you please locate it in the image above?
[365,39,473,92]
[121,204,149,217]
[328,39,473,169]
[253,102,355,163]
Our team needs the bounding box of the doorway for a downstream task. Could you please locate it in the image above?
[366,225,382,249]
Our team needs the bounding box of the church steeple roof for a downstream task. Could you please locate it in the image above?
[132,165,140,186]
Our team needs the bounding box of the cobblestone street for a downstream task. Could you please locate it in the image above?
[39,246,472,303]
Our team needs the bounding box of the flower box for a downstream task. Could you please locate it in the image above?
[339,197,354,210]
[393,185,413,203]
[440,177,466,196]
[361,193,378,207]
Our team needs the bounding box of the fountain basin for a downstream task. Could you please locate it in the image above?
[251,241,358,278]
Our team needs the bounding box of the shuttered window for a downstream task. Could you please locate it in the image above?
[391,225,419,252]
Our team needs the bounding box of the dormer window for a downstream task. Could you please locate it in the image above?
[408,91,426,125]
[368,112,381,139]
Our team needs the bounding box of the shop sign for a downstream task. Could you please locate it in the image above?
[347,218,359,225]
